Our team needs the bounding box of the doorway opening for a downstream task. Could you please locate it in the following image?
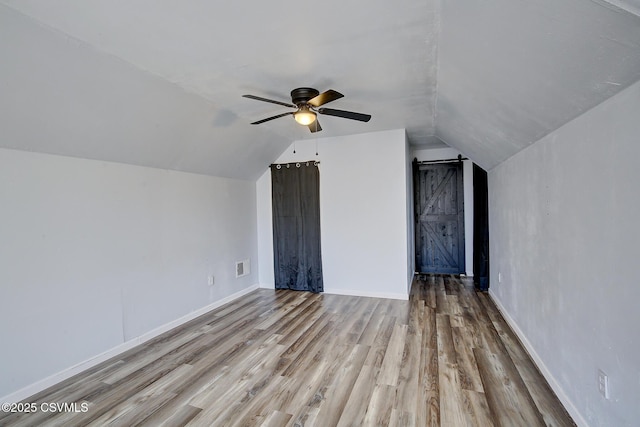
[473,164,489,291]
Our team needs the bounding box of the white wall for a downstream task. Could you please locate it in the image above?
[411,147,475,276]
[405,133,415,292]
[257,129,411,300]
[488,81,640,426]
[0,148,258,399]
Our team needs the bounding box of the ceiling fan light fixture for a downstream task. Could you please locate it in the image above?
[294,107,316,125]
[244,88,370,132]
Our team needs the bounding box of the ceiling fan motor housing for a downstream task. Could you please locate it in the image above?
[291,87,320,106]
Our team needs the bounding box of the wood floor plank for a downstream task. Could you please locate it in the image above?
[335,364,380,427]
[418,383,440,426]
[477,293,576,427]
[230,343,347,426]
[211,290,277,319]
[377,323,408,386]
[254,292,311,330]
[333,297,380,344]
[436,313,470,427]
[474,348,546,427]
[417,304,440,426]
[85,390,177,426]
[187,335,282,410]
[5,278,575,427]
[443,275,456,295]
[273,297,322,336]
[286,406,319,427]
[394,304,422,417]
[260,410,292,427]
[271,364,330,419]
[435,275,449,314]
[357,311,385,346]
[18,359,125,404]
[425,276,437,309]
[225,375,294,427]
[187,338,286,425]
[363,314,397,368]
[361,383,396,426]
[312,344,370,427]
[451,325,484,392]
[136,402,202,427]
[105,364,193,426]
[447,294,465,328]
[389,408,415,427]
[279,319,336,377]
[462,389,494,427]
[278,312,333,356]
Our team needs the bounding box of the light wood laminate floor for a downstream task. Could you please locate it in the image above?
[0,275,575,426]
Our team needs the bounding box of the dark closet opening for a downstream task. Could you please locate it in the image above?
[473,164,489,291]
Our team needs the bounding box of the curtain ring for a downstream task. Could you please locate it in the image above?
[306,162,310,166]
[314,161,319,166]
[276,164,281,169]
[286,164,290,168]
[296,163,300,168]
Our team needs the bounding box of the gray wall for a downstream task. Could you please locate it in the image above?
[489,81,640,426]
[0,148,259,399]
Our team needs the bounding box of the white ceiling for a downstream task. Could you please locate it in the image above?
[1,0,639,179]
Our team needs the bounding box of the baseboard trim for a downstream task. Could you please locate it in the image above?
[487,289,589,427]
[1,284,259,404]
[259,283,408,301]
[323,287,409,301]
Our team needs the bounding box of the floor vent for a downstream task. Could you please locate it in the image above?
[236,259,250,278]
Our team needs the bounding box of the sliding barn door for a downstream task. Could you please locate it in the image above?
[414,162,465,274]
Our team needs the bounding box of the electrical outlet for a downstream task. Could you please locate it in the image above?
[598,369,609,399]
[208,275,214,286]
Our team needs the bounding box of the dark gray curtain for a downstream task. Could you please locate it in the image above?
[271,162,323,293]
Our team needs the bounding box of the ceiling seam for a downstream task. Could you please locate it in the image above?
[592,0,640,17]
[431,0,443,141]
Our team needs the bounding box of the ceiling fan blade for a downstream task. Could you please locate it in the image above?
[308,120,322,133]
[308,90,344,107]
[250,111,294,125]
[243,94,296,108]
[318,108,371,122]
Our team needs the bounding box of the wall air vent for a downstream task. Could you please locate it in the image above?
[236,259,250,278]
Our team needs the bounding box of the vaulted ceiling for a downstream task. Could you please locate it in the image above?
[1,0,640,179]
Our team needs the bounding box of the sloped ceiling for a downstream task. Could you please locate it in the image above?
[1,0,639,179]
[437,0,640,168]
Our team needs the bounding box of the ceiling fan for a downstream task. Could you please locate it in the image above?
[242,87,371,133]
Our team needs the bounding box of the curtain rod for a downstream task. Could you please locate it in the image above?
[414,155,468,165]
[270,161,320,169]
